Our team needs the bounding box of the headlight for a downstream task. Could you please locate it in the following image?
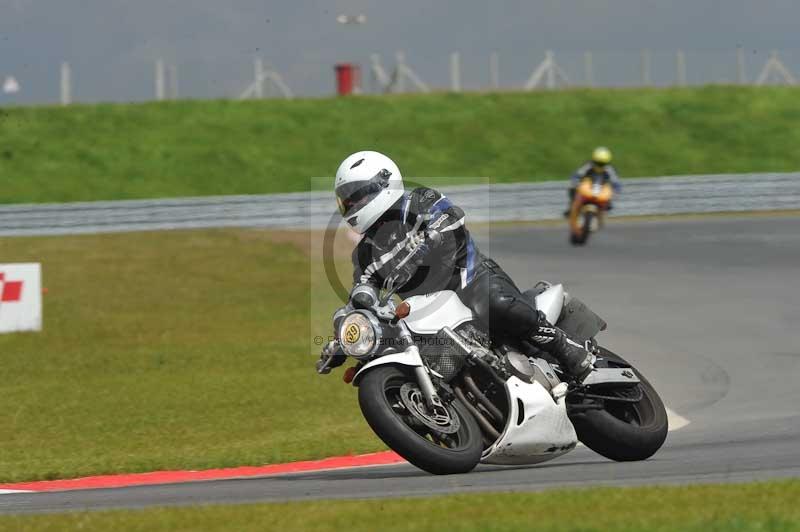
[339,312,378,358]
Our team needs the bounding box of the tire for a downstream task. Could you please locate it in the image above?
[569,348,668,461]
[580,212,594,244]
[569,232,586,246]
[358,366,483,475]
[569,210,591,246]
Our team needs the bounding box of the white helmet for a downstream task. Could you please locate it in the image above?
[334,151,404,234]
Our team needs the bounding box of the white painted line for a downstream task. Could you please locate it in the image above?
[0,489,33,494]
[666,407,691,431]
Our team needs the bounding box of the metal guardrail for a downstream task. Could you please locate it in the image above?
[0,173,797,237]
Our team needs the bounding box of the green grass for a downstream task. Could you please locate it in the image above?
[2,481,799,531]
[0,229,383,482]
[2,86,800,204]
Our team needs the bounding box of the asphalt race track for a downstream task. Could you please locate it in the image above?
[2,215,799,514]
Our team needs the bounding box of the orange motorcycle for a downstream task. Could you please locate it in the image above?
[569,178,613,245]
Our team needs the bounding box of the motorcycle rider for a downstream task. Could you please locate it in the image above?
[319,150,595,380]
[563,147,622,217]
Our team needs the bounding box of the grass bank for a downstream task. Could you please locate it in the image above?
[0,229,380,482]
[2,480,798,531]
[2,86,800,203]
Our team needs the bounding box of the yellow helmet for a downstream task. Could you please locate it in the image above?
[591,146,612,165]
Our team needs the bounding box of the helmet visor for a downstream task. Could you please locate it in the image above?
[336,170,392,217]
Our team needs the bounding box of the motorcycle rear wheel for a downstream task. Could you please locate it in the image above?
[568,348,668,461]
[358,366,483,475]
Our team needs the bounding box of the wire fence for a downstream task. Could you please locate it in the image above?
[0,173,797,236]
[336,49,800,94]
[2,48,799,106]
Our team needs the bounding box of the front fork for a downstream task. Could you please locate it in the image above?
[414,362,446,410]
[399,325,447,414]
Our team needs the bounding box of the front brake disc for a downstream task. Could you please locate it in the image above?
[399,383,461,434]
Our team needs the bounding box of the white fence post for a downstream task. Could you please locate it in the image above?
[395,52,407,92]
[267,71,294,98]
[755,51,796,86]
[254,57,264,98]
[450,52,461,92]
[239,64,294,100]
[155,58,165,101]
[489,52,499,90]
[584,51,594,87]
[737,47,747,84]
[60,61,71,106]
[394,51,429,93]
[676,50,687,87]
[641,49,651,86]
[524,50,568,90]
[370,54,392,93]
[168,65,178,99]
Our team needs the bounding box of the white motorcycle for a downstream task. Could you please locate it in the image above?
[318,229,668,475]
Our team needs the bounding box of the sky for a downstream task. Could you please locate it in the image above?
[2,0,800,104]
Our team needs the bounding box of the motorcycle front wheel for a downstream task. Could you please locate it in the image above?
[568,348,668,461]
[358,366,483,475]
[569,210,592,246]
[580,211,594,242]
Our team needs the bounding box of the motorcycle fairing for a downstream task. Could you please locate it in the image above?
[402,283,565,335]
[481,376,578,465]
[577,179,613,205]
[401,290,474,334]
[534,284,565,325]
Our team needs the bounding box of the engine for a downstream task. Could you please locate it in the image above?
[415,323,489,381]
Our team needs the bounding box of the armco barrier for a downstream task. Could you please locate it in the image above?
[0,173,797,236]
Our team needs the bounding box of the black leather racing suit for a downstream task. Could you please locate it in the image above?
[351,187,592,375]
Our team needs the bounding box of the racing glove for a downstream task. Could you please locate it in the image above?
[316,340,346,374]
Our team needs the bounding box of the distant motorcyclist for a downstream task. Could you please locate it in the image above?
[321,150,595,380]
[564,147,621,217]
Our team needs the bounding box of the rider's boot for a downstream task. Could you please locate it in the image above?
[529,312,595,381]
